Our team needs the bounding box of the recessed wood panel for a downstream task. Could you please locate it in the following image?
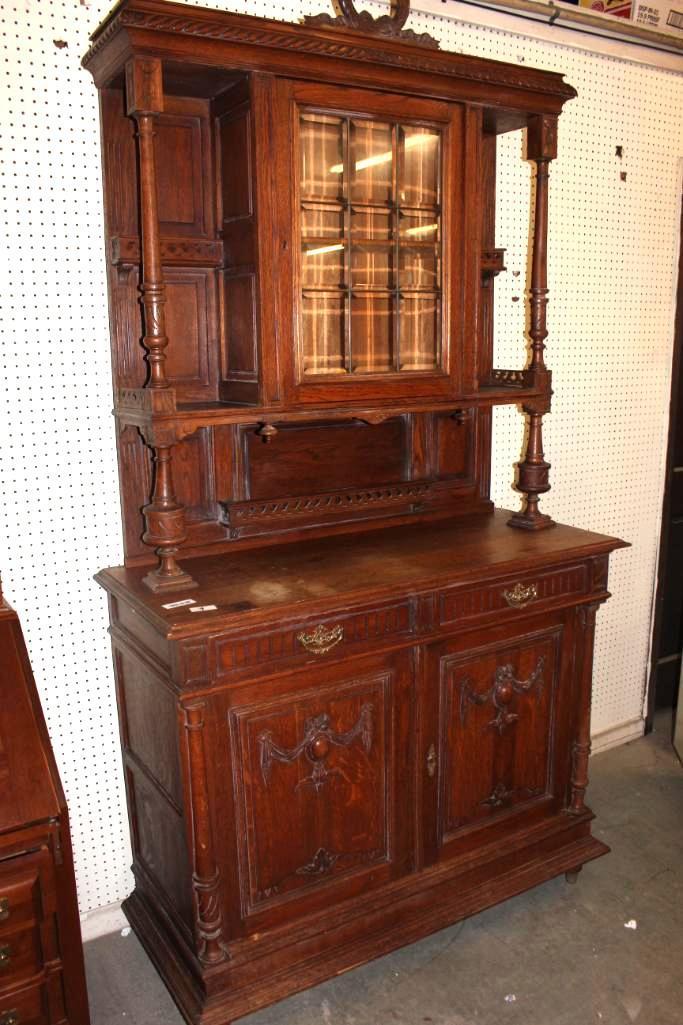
[435,413,473,479]
[245,419,407,500]
[174,429,218,523]
[223,274,257,380]
[116,650,182,808]
[219,107,252,220]
[436,627,561,844]
[164,268,216,396]
[126,768,192,926]
[155,112,208,236]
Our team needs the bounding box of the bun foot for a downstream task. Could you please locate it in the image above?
[565,867,582,884]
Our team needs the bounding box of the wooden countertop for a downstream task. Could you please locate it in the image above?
[96,509,628,639]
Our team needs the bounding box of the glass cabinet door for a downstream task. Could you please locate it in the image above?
[298,109,443,378]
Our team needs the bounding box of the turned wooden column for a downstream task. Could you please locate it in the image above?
[508,115,557,532]
[569,603,599,814]
[183,703,229,964]
[140,430,196,592]
[126,58,196,592]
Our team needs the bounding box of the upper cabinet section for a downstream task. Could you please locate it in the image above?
[84,0,576,420]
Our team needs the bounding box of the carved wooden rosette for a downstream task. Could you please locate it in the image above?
[126,58,195,591]
[569,603,599,814]
[509,115,557,532]
[183,703,229,964]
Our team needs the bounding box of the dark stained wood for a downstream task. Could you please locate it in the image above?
[85,4,625,1023]
[508,116,557,531]
[0,599,90,1025]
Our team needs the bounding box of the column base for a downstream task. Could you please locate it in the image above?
[507,510,555,531]
[142,566,199,593]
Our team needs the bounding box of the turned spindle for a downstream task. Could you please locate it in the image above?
[127,58,196,591]
[509,115,557,532]
[141,440,197,593]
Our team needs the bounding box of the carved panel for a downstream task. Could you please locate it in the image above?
[436,629,560,841]
[259,703,373,792]
[460,656,545,734]
[223,481,434,537]
[228,670,396,916]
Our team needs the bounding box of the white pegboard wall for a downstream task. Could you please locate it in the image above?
[0,0,681,914]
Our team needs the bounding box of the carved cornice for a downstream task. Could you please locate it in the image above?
[82,4,576,100]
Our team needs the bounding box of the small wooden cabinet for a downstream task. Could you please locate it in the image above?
[0,596,90,1025]
[84,1,626,1022]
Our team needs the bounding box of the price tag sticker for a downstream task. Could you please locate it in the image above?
[189,604,218,613]
[161,598,197,610]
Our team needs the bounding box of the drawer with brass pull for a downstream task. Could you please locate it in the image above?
[0,929,43,994]
[0,977,54,1025]
[0,865,46,941]
[438,564,589,628]
[213,599,415,678]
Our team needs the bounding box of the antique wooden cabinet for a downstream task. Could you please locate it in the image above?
[84,1,626,1022]
[0,588,90,1025]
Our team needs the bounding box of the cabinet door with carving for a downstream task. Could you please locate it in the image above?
[223,652,414,930]
[422,611,575,866]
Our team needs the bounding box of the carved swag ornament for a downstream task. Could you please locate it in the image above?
[305,0,440,48]
[460,656,546,735]
[258,703,374,792]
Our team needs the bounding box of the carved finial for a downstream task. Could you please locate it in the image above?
[305,0,439,48]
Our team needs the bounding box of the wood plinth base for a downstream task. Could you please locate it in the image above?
[141,568,198,593]
[123,820,609,1025]
[507,511,555,531]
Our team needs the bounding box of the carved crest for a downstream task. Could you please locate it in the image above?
[305,0,439,49]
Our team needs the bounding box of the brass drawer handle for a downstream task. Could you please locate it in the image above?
[426,743,437,778]
[297,624,344,655]
[0,945,11,969]
[0,1010,19,1025]
[503,582,538,609]
[0,900,8,922]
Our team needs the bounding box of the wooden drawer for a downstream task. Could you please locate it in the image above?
[0,979,50,1025]
[212,599,415,679]
[0,856,53,941]
[438,564,588,627]
[0,927,43,994]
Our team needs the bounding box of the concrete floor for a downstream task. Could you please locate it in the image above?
[84,714,683,1025]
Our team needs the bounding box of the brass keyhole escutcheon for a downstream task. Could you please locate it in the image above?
[0,946,11,969]
[426,743,437,778]
[0,900,8,922]
[0,1010,19,1025]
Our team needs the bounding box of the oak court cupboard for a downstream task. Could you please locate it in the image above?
[83,1,627,1022]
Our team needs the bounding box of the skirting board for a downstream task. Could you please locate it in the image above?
[591,716,645,755]
[80,900,128,942]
